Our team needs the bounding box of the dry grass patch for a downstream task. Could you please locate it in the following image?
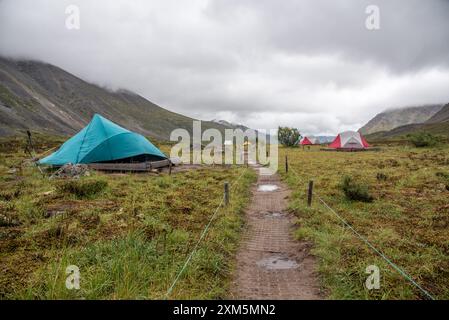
[280,144,449,299]
[0,136,256,299]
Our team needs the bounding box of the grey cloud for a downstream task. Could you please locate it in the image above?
[0,0,449,135]
[207,0,449,73]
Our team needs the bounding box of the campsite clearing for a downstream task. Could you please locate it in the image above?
[0,136,256,299]
[280,145,449,299]
[1,134,449,300]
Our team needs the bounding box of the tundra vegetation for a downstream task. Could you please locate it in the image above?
[407,132,446,148]
[280,143,449,299]
[0,135,256,299]
[2,133,449,300]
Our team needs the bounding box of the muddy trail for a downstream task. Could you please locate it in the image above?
[230,164,322,299]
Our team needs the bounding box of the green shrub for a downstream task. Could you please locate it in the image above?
[0,189,21,201]
[278,126,301,147]
[0,213,20,227]
[376,172,388,181]
[436,172,449,180]
[56,179,108,198]
[340,176,374,202]
[436,172,449,191]
[46,224,66,239]
[407,132,444,148]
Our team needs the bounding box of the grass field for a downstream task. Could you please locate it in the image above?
[1,134,449,300]
[0,136,256,299]
[279,145,449,299]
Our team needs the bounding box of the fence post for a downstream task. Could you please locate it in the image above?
[168,160,172,175]
[307,180,314,207]
[224,182,229,206]
[285,155,288,173]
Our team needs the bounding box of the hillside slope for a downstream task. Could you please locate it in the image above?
[426,103,449,124]
[359,105,443,135]
[0,57,239,139]
[365,103,449,140]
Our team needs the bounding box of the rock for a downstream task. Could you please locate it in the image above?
[39,190,54,196]
[50,163,90,179]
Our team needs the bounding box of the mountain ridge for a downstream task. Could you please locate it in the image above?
[0,57,247,140]
[426,103,449,124]
[365,103,449,140]
[359,105,444,135]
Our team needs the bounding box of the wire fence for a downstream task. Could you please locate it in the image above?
[165,167,249,298]
[166,156,436,300]
[287,165,435,300]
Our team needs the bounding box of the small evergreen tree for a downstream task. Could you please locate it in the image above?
[278,127,301,147]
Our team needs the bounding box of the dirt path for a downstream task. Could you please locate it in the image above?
[230,164,322,299]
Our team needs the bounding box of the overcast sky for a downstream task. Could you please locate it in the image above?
[1,0,449,135]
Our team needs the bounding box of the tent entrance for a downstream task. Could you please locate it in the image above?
[343,137,363,149]
[95,154,167,164]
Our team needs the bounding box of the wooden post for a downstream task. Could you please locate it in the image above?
[26,130,34,151]
[307,180,314,207]
[168,160,172,175]
[285,155,288,173]
[224,182,229,206]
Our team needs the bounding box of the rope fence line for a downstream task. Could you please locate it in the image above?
[287,165,435,300]
[165,167,249,298]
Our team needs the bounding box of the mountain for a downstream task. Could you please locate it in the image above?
[211,119,251,132]
[359,105,444,135]
[0,57,245,139]
[365,103,449,140]
[316,136,335,144]
[426,103,449,124]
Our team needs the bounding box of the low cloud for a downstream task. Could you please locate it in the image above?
[1,0,448,135]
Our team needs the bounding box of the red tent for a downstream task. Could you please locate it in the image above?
[300,136,320,145]
[329,131,370,149]
[300,137,313,145]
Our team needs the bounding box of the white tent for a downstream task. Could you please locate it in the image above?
[329,131,370,149]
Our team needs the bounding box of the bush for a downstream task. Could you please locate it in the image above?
[340,176,374,202]
[56,179,108,198]
[0,189,21,201]
[436,172,449,191]
[0,213,20,227]
[376,172,388,181]
[407,132,444,148]
[436,172,449,180]
[278,126,301,147]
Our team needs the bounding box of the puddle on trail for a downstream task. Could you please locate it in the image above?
[265,211,285,218]
[256,255,299,270]
[257,184,279,192]
[258,168,275,176]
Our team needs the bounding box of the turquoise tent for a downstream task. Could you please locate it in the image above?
[39,114,167,165]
